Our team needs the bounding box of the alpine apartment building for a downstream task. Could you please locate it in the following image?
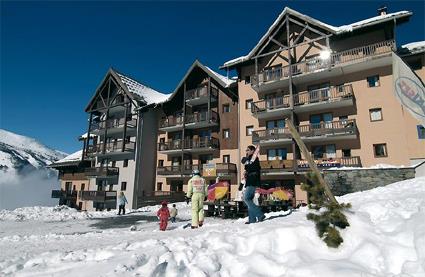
[220,7,425,203]
[155,61,239,198]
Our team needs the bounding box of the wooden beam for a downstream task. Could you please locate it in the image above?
[256,18,287,57]
[252,35,329,59]
[293,24,308,45]
[289,18,327,37]
[285,119,338,204]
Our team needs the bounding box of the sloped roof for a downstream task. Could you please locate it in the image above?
[399,41,425,55]
[85,68,171,112]
[115,71,171,105]
[165,60,236,103]
[222,7,412,68]
[49,150,83,167]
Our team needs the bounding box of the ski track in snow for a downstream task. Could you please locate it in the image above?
[1,178,425,276]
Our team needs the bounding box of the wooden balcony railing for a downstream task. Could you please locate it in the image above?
[184,137,220,149]
[251,40,395,85]
[297,119,357,137]
[90,117,137,132]
[159,114,184,128]
[251,95,290,114]
[185,86,218,101]
[84,167,119,177]
[79,191,117,202]
[298,156,361,169]
[252,128,292,143]
[260,156,361,173]
[158,137,220,152]
[137,191,186,208]
[185,110,219,124]
[253,119,356,143]
[51,190,77,199]
[294,84,354,106]
[157,163,237,176]
[89,141,136,154]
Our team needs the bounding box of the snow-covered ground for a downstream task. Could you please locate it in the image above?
[1,177,425,276]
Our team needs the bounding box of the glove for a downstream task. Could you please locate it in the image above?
[238,182,244,191]
[185,196,190,204]
[241,157,248,164]
[204,196,208,201]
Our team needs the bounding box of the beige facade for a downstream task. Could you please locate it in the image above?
[222,7,424,204]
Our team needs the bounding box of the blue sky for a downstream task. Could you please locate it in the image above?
[1,1,424,154]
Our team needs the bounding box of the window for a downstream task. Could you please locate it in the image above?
[109,184,113,191]
[223,155,230,163]
[223,104,230,113]
[266,119,285,129]
[111,161,116,167]
[342,149,351,157]
[246,126,254,136]
[157,182,163,191]
[267,149,287,160]
[312,145,336,159]
[123,159,129,167]
[223,129,230,139]
[246,99,253,110]
[81,183,85,191]
[374,143,388,157]
[369,108,383,122]
[367,75,380,87]
[159,137,165,144]
[417,125,425,139]
[158,160,164,167]
[121,182,127,191]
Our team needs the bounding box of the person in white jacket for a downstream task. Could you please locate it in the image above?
[170,204,178,223]
[117,192,128,215]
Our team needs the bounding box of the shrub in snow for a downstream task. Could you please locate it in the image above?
[302,172,351,248]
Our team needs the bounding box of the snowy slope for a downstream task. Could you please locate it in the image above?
[0,177,424,276]
[0,129,67,179]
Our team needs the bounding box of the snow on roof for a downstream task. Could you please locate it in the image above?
[116,72,171,105]
[400,41,425,55]
[79,133,96,139]
[222,7,411,68]
[204,66,236,87]
[53,150,83,165]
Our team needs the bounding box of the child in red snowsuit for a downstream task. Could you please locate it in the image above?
[157,201,170,231]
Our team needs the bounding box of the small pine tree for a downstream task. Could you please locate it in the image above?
[302,172,351,248]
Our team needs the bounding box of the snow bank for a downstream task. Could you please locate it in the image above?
[1,178,425,276]
[0,206,115,222]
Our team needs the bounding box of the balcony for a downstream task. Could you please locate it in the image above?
[79,191,117,202]
[250,40,395,93]
[185,110,219,129]
[85,167,119,182]
[252,119,357,146]
[184,137,220,153]
[92,141,136,160]
[260,160,295,174]
[90,117,137,137]
[137,191,186,208]
[294,85,354,112]
[252,128,292,146]
[158,137,219,154]
[157,163,237,177]
[298,119,357,142]
[260,156,361,175]
[298,156,361,170]
[51,190,77,199]
[185,86,218,106]
[251,95,291,119]
[159,114,184,132]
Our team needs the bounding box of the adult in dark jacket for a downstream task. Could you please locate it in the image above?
[241,145,265,224]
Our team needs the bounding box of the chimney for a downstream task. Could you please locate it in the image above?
[378,6,387,16]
